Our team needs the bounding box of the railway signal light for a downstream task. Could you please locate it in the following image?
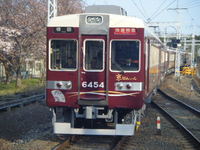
[167,39,182,48]
[171,39,181,48]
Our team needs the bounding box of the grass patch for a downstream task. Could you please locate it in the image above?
[0,78,45,97]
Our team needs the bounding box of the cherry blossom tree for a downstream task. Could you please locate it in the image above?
[0,27,21,83]
[0,0,84,86]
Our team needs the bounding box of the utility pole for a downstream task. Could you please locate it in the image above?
[191,33,195,67]
[168,0,187,77]
[48,0,58,23]
[183,37,186,51]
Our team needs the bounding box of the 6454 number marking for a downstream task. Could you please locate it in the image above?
[82,81,104,88]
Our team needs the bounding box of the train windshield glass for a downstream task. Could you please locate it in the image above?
[111,40,140,71]
[50,40,77,70]
[84,40,104,71]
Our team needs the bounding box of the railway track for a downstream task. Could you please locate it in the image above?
[0,94,45,112]
[52,135,122,150]
[152,89,200,148]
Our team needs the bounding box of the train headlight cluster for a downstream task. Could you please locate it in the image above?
[47,81,72,90]
[115,82,143,91]
[56,81,72,90]
[65,81,72,89]
[54,27,74,33]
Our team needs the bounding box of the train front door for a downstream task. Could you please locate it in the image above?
[79,35,107,105]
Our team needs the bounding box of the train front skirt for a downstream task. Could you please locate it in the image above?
[51,105,145,136]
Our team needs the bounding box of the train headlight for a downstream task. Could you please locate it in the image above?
[56,82,63,88]
[55,27,61,32]
[117,83,123,89]
[126,83,132,89]
[65,81,72,89]
[66,27,73,32]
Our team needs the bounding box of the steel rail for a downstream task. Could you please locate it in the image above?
[152,101,200,146]
[0,94,45,111]
[157,89,200,115]
[152,90,200,147]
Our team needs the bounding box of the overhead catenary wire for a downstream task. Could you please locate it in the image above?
[181,0,200,8]
[181,0,200,7]
[186,9,200,34]
[147,0,168,22]
[148,0,177,22]
[139,0,149,19]
[187,9,194,21]
[130,0,148,21]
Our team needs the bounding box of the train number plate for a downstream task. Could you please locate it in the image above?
[82,81,104,88]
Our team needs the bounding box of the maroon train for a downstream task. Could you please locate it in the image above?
[46,5,175,135]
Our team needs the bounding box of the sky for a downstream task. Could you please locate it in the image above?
[84,0,200,35]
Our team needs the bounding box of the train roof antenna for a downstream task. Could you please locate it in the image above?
[48,0,58,24]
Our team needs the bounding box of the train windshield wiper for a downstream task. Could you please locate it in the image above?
[112,63,124,74]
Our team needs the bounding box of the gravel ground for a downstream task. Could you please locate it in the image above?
[153,93,200,143]
[59,136,120,150]
[0,101,62,150]
[115,104,196,150]
[160,75,200,110]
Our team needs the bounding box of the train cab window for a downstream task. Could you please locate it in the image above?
[84,40,104,71]
[111,40,140,72]
[50,40,77,70]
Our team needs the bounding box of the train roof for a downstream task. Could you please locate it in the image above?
[85,5,127,16]
[47,13,145,28]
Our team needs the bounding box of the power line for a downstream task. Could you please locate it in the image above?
[181,0,200,8]
[186,9,194,21]
[186,9,200,31]
[130,0,147,21]
[139,0,148,19]
[148,0,176,22]
[182,0,200,7]
[148,0,168,22]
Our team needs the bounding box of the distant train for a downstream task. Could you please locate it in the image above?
[46,5,175,136]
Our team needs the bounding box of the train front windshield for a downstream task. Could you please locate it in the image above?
[111,40,140,71]
[50,40,77,70]
[84,40,104,71]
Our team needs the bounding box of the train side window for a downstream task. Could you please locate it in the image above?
[50,40,77,70]
[84,40,104,71]
[111,40,140,72]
